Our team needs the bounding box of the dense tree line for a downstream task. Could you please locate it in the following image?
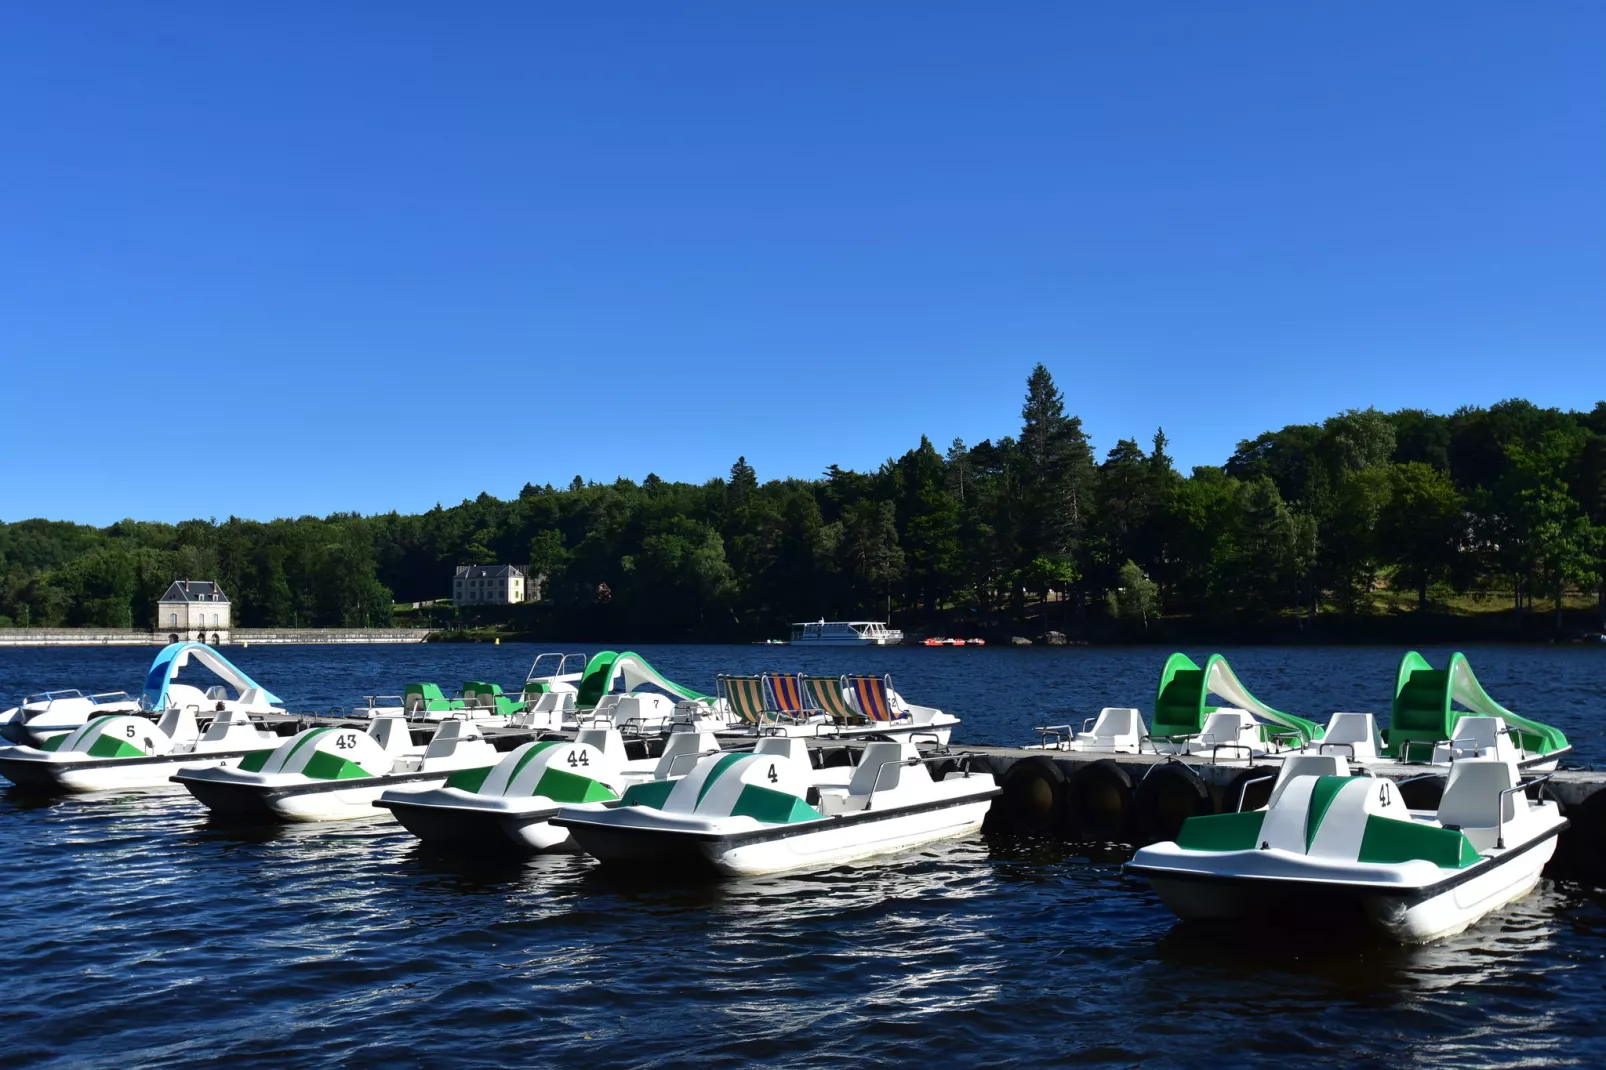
[2,367,1603,639]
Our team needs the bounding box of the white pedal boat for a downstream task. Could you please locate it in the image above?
[376,728,724,853]
[172,715,496,822]
[0,707,280,793]
[1,641,283,747]
[0,690,143,747]
[555,739,999,877]
[1126,756,1567,943]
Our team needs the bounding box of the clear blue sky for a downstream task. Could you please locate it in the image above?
[2,3,1602,526]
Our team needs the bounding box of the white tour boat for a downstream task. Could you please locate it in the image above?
[375,728,724,853]
[554,738,998,877]
[788,620,905,646]
[0,708,280,793]
[1126,756,1567,943]
[171,715,497,822]
[0,642,284,747]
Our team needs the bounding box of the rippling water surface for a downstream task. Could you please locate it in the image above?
[2,643,1603,1068]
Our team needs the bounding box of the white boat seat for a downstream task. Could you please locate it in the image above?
[1437,758,1520,830]
[576,727,626,762]
[754,735,814,781]
[814,788,871,816]
[847,741,922,796]
[156,707,202,745]
[654,731,718,779]
[530,692,573,716]
[423,718,484,761]
[1074,707,1146,750]
[1196,710,1260,749]
[368,716,416,755]
[1268,753,1350,806]
[1319,712,1379,761]
[1435,716,1521,764]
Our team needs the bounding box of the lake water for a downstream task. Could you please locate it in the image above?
[2,643,1604,1068]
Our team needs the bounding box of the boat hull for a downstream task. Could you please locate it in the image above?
[0,749,261,793]
[377,790,576,853]
[560,790,998,878]
[173,767,459,823]
[1131,823,1564,944]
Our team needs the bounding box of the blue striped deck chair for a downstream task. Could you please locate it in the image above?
[764,673,808,721]
[848,675,900,723]
[718,675,769,726]
[802,676,865,724]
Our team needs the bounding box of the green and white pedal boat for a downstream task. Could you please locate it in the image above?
[0,708,280,793]
[555,739,999,877]
[375,728,724,853]
[172,715,497,822]
[1307,652,1570,772]
[1126,756,1567,943]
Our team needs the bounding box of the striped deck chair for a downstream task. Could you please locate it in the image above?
[801,676,865,724]
[848,675,902,723]
[764,673,808,721]
[719,675,769,726]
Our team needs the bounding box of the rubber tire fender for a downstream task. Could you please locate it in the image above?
[1224,765,1281,815]
[1131,763,1215,845]
[1556,789,1606,886]
[994,756,1068,835]
[1063,759,1134,844]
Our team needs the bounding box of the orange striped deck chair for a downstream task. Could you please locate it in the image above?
[719,675,769,725]
[764,673,807,720]
[849,675,900,722]
[802,676,864,724]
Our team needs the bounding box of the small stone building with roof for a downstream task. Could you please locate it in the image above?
[158,579,231,643]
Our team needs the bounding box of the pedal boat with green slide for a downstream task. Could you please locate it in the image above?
[554,739,999,877]
[171,715,497,822]
[1125,756,1566,943]
[374,727,725,852]
[0,707,280,793]
[1304,651,1571,773]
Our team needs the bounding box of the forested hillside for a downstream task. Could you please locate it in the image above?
[3,367,1603,640]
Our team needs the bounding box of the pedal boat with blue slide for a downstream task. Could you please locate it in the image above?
[0,707,280,793]
[554,739,999,877]
[171,715,497,822]
[375,728,725,852]
[0,642,284,748]
[1125,756,1567,943]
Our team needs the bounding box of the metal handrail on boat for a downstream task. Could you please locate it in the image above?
[1233,773,1277,812]
[1497,773,1554,850]
[663,748,723,778]
[865,751,977,802]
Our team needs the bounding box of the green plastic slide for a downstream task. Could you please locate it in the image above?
[574,650,713,710]
[1386,651,1568,758]
[1153,653,1324,745]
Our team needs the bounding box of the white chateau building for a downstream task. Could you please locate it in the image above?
[452,564,532,605]
[158,579,231,643]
